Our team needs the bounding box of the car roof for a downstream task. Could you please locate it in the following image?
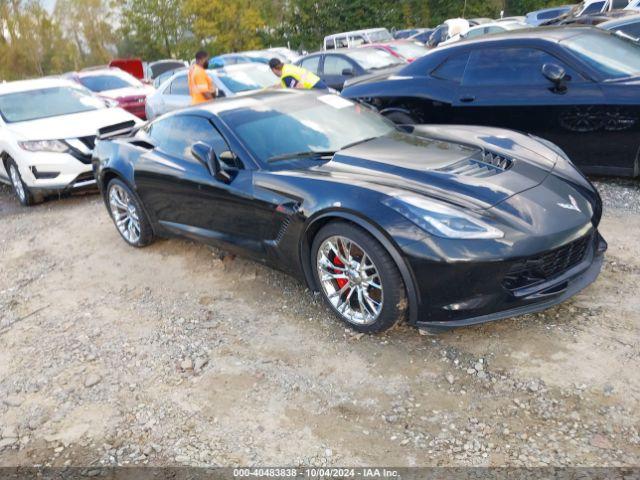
[598,12,640,27]
[0,77,79,95]
[325,28,388,38]
[447,25,599,45]
[530,4,574,13]
[76,67,129,78]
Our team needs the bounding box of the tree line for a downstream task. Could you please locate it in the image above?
[0,0,568,81]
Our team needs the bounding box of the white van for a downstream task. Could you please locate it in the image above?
[323,28,393,50]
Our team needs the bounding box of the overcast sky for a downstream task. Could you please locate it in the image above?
[41,0,56,13]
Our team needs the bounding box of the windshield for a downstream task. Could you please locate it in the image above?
[0,86,105,123]
[562,31,640,78]
[387,43,429,59]
[368,29,393,42]
[79,73,141,92]
[150,61,185,78]
[219,94,394,163]
[348,48,404,69]
[215,67,278,93]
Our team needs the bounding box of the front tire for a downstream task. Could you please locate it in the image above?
[106,178,154,247]
[311,222,407,333]
[7,158,37,206]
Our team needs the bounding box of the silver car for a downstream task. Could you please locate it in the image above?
[145,63,278,120]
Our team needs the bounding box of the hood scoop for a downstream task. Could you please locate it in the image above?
[437,151,513,178]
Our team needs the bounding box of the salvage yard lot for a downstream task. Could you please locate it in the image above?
[0,181,639,467]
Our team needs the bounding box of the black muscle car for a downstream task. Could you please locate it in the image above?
[93,91,606,333]
[341,27,640,178]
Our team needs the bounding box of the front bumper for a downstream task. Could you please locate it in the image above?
[404,230,607,330]
[15,150,96,193]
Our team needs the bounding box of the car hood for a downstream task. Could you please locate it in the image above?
[7,107,140,141]
[283,126,558,210]
[343,66,403,88]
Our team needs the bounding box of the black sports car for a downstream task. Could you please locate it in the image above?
[93,91,606,333]
[341,27,640,178]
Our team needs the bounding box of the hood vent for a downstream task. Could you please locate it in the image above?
[437,151,513,178]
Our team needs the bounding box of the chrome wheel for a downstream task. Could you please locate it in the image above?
[316,235,383,326]
[9,164,25,202]
[109,184,141,244]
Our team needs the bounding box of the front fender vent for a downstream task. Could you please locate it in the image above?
[438,151,513,178]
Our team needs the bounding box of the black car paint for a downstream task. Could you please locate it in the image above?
[341,27,640,178]
[93,91,605,330]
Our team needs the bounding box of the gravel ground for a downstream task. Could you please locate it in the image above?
[0,178,638,468]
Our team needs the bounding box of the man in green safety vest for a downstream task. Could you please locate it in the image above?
[269,58,329,90]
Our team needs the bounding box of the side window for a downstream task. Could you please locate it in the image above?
[463,48,579,86]
[150,115,231,164]
[539,9,561,19]
[431,52,470,83]
[169,75,189,95]
[325,38,335,50]
[466,28,483,38]
[617,22,640,38]
[335,36,349,48]
[349,35,366,46]
[612,0,628,8]
[300,56,321,74]
[323,55,354,75]
[582,1,606,14]
[485,26,503,34]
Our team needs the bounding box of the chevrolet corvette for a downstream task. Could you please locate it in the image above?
[93,90,606,333]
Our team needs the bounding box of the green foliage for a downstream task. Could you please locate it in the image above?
[184,0,264,54]
[117,0,196,60]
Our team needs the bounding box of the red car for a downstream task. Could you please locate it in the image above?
[363,40,430,62]
[67,68,155,120]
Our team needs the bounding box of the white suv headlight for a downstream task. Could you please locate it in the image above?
[18,140,69,153]
[383,193,504,240]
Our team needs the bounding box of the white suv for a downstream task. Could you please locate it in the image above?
[0,78,140,206]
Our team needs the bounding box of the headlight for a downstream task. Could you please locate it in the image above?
[383,193,504,240]
[18,140,69,153]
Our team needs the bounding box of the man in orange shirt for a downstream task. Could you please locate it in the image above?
[188,50,215,105]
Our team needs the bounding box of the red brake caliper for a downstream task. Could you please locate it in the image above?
[332,256,348,289]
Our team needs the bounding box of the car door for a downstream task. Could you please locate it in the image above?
[453,46,614,173]
[321,54,360,90]
[134,114,268,258]
[298,55,322,77]
[160,74,191,114]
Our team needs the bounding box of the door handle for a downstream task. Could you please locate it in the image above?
[459,95,476,103]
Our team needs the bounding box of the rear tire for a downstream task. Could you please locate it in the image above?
[311,222,407,333]
[7,158,37,206]
[106,178,154,247]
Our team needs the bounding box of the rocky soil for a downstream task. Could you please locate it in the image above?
[0,180,638,467]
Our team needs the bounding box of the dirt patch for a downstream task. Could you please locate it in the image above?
[0,187,638,467]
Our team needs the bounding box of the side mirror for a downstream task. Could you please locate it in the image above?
[341,68,355,76]
[542,63,567,91]
[191,142,231,183]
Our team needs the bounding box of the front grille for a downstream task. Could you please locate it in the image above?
[503,234,592,290]
[438,151,513,178]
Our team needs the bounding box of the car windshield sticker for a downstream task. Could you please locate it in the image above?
[318,94,353,109]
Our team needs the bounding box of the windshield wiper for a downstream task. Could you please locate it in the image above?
[267,150,336,163]
[339,136,378,151]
